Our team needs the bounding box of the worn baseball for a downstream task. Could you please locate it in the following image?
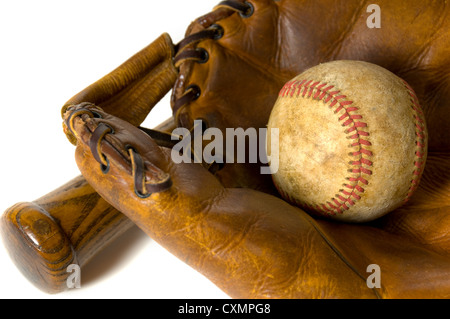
[267,60,427,223]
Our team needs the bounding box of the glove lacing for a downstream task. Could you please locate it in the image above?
[172,0,254,122]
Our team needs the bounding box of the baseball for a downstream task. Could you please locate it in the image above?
[267,60,427,223]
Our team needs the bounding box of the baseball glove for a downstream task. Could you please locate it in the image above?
[62,0,450,298]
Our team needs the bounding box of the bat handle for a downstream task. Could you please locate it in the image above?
[1,175,133,293]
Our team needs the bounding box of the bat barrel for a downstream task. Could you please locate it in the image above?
[0,176,134,293]
[1,202,77,293]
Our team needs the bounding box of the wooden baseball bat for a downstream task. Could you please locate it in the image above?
[0,117,176,294]
[1,175,131,293]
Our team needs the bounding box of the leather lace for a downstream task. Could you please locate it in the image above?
[172,0,254,119]
[66,106,172,197]
[65,2,254,197]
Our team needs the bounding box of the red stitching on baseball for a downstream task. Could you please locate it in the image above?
[348,176,369,185]
[402,80,427,203]
[278,79,373,216]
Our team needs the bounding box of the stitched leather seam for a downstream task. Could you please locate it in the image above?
[302,214,382,299]
[279,80,373,216]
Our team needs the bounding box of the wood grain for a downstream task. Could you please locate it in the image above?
[1,118,176,293]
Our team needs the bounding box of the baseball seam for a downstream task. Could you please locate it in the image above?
[402,80,426,203]
[278,79,373,216]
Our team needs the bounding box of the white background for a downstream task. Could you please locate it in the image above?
[0,0,230,299]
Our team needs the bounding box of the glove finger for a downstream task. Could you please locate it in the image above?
[64,103,172,198]
[62,33,177,127]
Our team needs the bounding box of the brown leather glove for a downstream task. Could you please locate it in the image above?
[63,0,450,298]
